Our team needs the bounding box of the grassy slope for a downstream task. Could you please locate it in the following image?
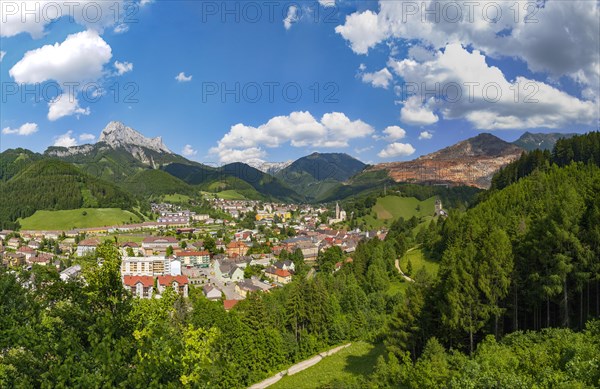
[387,248,439,297]
[271,342,385,389]
[359,195,436,229]
[19,208,141,230]
[216,190,248,200]
[399,248,439,277]
[162,193,191,203]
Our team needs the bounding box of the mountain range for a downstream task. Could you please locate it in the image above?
[0,122,582,218]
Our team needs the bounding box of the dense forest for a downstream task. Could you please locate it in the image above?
[491,131,600,190]
[1,132,599,387]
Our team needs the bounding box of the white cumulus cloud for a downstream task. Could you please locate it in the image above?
[210,111,375,163]
[336,1,600,102]
[319,0,336,7]
[335,10,388,55]
[2,122,38,136]
[391,43,597,129]
[400,96,439,126]
[361,67,393,89]
[48,93,90,121]
[378,143,416,159]
[284,5,299,30]
[212,147,267,165]
[377,125,406,141]
[53,131,78,147]
[114,61,133,75]
[175,72,192,82]
[182,144,198,157]
[10,30,112,85]
[0,51,5,62]
[8,30,114,120]
[418,131,433,140]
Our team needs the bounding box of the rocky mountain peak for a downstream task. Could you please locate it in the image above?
[421,133,523,160]
[368,133,525,189]
[99,121,171,154]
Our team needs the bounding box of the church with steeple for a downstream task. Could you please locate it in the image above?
[329,202,347,224]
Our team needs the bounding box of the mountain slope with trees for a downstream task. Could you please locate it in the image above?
[0,159,136,229]
[275,152,367,200]
[0,148,43,181]
[163,162,303,202]
[492,131,600,190]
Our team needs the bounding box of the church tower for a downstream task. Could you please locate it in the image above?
[335,202,340,220]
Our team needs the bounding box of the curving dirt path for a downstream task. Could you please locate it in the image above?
[395,259,414,283]
[395,246,419,283]
[248,343,352,389]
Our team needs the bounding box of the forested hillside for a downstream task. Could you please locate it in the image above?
[492,131,600,190]
[163,162,303,202]
[0,160,136,229]
[119,169,197,198]
[0,148,43,181]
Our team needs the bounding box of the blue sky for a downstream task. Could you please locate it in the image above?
[1,0,598,165]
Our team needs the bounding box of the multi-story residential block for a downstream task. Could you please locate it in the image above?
[121,256,171,276]
[175,250,211,267]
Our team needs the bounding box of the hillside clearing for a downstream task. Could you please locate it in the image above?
[217,190,248,200]
[399,248,439,277]
[359,195,436,229]
[162,193,191,203]
[19,208,141,230]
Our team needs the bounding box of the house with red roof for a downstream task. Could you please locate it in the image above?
[28,253,53,267]
[265,267,292,284]
[17,246,36,260]
[223,299,239,311]
[123,276,155,299]
[157,275,189,297]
